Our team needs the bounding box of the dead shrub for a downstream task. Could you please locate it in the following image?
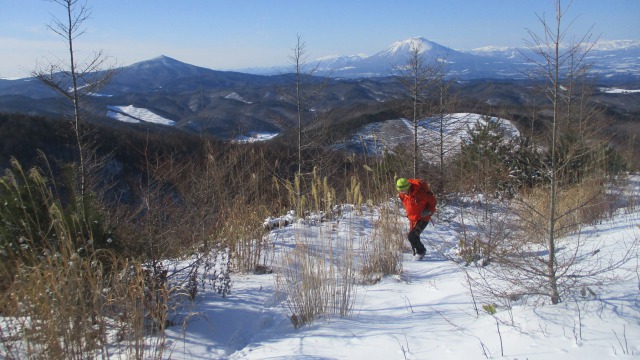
[216,200,273,274]
[360,202,404,283]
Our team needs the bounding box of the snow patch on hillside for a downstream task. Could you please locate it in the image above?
[337,113,520,157]
[225,92,253,104]
[233,132,279,143]
[65,83,113,97]
[107,105,176,126]
[599,87,640,94]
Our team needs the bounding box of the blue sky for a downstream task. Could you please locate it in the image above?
[1,0,639,78]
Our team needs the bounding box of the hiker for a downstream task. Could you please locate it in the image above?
[396,178,437,259]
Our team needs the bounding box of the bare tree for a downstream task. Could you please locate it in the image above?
[453,1,635,310]
[277,34,335,219]
[427,61,462,195]
[462,0,624,307]
[521,0,598,304]
[280,34,328,177]
[32,0,116,202]
[394,42,438,178]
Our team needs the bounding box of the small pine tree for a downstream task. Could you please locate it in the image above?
[458,117,511,193]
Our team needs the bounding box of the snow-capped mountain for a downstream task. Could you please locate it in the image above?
[242,36,640,80]
[469,39,640,57]
[468,39,640,80]
[312,37,493,78]
[315,54,367,73]
[467,46,521,59]
[361,37,468,69]
[591,39,640,51]
[238,37,495,78]
[381,37,439,55]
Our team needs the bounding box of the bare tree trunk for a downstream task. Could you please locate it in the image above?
[413,79,419,178]
[394,43,437,178]
[279,35,329,213]
[547,7,560,302]
[433,63,457,195]
[294,43,303,177]
[282,35,329,177]
[32,0,115,209]
[63,0,86,201]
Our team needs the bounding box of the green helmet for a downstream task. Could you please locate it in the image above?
[396,178,410,191]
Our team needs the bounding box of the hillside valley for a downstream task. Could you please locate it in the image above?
[0,38,639,169]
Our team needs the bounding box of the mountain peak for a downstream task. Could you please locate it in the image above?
[126,55,209,74]
[147,55,186,66]
[152,55,176,61]
[384,37,436,55]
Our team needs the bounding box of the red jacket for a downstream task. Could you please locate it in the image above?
[398,179,437,228]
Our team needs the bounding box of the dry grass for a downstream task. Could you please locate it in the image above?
[278,238,356,328]
[275,166,408,327]
[276,217,358,328]
[515,176,610,243]
[0,160,173,359]
[0,250,174,359]
[216,201,274,274]
[276,171,359,328]
[360,202,404,283]
[0,136,409,355]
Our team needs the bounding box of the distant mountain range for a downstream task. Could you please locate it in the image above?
[238,36,640,80]
[0,54,407,138]
[0,37,638,140]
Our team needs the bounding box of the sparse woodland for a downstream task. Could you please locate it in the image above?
[0,0,638,358]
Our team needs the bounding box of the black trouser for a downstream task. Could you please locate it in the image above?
[408,220,428,255]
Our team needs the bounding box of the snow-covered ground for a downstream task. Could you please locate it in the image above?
[2,172,637,359]
[233,132,279,143]
[157,176,640,359]
[225,92,253,104]
[598,87,640,94]
[337,113,520,157]
[106,105,176,126]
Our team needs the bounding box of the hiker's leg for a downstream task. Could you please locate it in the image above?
[408,220,428,255]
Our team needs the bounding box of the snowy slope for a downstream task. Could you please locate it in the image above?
[106,105,176,126]
[337,113,520,157]
[157,176,640,359]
